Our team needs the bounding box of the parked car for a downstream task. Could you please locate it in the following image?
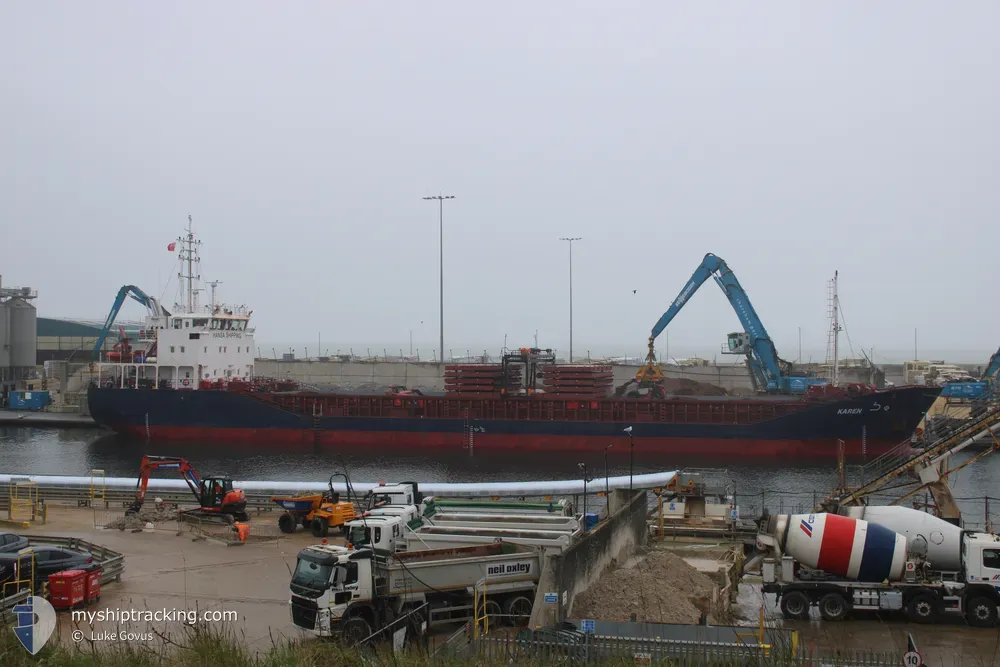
[0,533,29,554]
[0,546,95,590]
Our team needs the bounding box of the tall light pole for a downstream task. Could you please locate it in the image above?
[624,426,634,493]
[559,237,582,362]
[578,462,589,532]
[424,195,455,364]
[604,444,613,499]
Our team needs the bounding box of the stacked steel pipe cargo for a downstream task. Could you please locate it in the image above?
[539,364,614,398]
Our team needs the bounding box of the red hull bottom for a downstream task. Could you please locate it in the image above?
[111,425,904,460]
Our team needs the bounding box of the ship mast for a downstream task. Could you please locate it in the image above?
[176,216,202,313]
[825,271,841,386]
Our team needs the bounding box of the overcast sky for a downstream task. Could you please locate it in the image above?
[3,2,997,363]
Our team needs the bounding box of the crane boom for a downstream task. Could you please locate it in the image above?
[641,253,826,394]
[93,285,170,360]
[981,346,1000,385]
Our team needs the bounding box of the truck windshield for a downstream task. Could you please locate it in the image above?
[348,525,371,546]
[291,558,332,594]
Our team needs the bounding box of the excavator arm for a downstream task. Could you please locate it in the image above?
[638,253,818,394]
[93,285,170,361]
[129,456,202,514]
[982,346,1000,385]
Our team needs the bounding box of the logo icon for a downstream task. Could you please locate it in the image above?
[799,519,813,537]
[12,595,57,655]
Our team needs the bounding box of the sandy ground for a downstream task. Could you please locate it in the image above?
[16,505,325,655]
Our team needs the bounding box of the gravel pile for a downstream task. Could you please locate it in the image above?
[571,547,719,625]
[107,506,178,530]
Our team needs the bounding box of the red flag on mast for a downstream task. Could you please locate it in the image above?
[167,242,176,251]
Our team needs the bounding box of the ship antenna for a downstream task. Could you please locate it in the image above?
[208,280,223,314]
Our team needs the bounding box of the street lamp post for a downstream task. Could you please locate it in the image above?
[578,462,589,532]
[559,237,582,363]
[623,426,634,493]
[424,195,455,365]
[604,444,613,499]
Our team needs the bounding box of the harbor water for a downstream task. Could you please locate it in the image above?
[2,426,997,530]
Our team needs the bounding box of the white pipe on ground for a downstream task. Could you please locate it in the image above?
[0,470,678,498]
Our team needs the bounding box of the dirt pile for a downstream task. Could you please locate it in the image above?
[661,377,728,397]
[571,547,719,625]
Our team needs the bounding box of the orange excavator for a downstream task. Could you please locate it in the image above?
[126,455,249,524]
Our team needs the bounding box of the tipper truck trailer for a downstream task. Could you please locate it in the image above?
[756,509,1000,626]
[290,541,541,641]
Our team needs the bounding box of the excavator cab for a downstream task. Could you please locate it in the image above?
[198,475,249,520]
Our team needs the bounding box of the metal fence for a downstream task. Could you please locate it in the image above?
[474,628,902,666]
[0,535,125,613]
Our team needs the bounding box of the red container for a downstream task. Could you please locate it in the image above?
[48,569,86,610]
[83,566,102,604]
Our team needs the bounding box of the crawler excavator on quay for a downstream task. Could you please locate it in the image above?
[622,252,829,399]
[126,455,250,525]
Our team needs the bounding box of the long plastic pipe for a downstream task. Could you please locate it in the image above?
[0,470,677,498]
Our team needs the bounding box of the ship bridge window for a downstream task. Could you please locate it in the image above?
[173,319,182,330]
[193,318,209,328]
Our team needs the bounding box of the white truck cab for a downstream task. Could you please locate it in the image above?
[344,515,404,553]
[366,481,421,509]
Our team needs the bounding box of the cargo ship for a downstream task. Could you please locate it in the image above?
[86,230,941,459]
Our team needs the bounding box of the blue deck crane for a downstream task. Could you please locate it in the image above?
[92,285,170,361]
[636,253,827,394]
[981,347,1000,386]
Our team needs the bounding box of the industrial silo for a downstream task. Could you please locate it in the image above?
[0,281,39,390]
[9,294,37,368]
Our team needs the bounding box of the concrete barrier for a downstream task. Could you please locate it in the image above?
[533,490,648,626]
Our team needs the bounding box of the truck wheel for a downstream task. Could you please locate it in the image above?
[341,617,372,645]
[780,591,810,621]
[505,595,534,627]
[311,517,330,538]
[484,600,503,626]
[818,593,849,621]
[906,593,939,623]
[966,597,999,628]
[278,513,297,534]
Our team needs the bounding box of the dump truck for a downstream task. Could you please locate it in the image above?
[419,511,581,532]
[756,509,1000,626]
[345,513,577,555]
[289,541,541,641]
[421,497,572,517]
[403,524,574,554]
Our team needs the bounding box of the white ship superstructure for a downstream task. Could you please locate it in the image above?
[97,222,255,389]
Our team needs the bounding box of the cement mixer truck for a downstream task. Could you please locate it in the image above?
[755,509,1000,626]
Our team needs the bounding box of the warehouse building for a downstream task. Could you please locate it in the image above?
[37,318,142,363]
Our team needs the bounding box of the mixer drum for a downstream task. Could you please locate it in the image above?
[781,513,907,583]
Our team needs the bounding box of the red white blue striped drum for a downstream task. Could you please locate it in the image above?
[777,513,907,582]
